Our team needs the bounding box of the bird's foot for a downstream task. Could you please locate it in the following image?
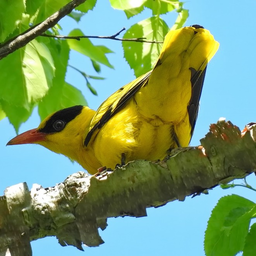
[115,153,126,169]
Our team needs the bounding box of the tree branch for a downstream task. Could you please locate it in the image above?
[41,28,163,43]
[0,0,86,60]
[1,120,256,255]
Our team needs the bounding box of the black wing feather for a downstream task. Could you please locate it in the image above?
[188,66,207,139]
[84,72,151,146]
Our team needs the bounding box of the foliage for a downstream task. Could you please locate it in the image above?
[205,184,256,256]
[0,0,187,132]
[1,0,256,255]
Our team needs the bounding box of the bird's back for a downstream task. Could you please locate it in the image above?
[85,25,219,170]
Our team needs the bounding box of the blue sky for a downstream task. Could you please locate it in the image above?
[1,0,256,255]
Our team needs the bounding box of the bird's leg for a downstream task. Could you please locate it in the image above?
[166,131,181,155]
[121,153,126,165]
[96,153,127,176]
[173,132,181,148]
[115,153,126,169]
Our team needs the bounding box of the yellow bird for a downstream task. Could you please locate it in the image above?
[7,25,219,174]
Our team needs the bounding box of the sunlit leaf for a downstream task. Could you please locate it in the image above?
[86,80,97,95]
[33,0,70,24]
[76,0,97,13]
[26,0,43,19]
[110,0,146,10]
[0,100,33,133]
[68,29,114,69]
[0,0,25,42]
[122,16,169,77]
[68,11,85,22]
[22,41,52,103]
[91,59,101,73]
[205,195,255,256]
[171,7,189,30]
[145,0,176,15]
[0,37,57,130]
[243,222,256,256]
[87,75,105,80]
[38,37,70,89]
[38,82,87,120]
[96,45,114,54]
[0,49,27,108]
[0,103,6,121]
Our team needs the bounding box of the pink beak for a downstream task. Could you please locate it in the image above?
[7,128,46,145]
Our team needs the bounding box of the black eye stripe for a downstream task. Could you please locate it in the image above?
[53,120,66,132]
[39,105,83,134]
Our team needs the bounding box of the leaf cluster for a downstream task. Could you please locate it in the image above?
[205,194,256,256]
[0,0,187,132]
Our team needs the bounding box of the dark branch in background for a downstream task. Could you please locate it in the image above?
[41,28,163,43]
[0,0,86,60]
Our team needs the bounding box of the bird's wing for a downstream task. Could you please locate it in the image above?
[84,71,151,146]
[188,67,207,139]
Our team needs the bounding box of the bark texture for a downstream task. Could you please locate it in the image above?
[1,120,256,255]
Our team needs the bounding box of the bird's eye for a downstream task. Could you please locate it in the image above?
[53,120,66,132]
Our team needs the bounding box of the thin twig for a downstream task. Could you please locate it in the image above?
[41,28,163,44]
[0,0,86,60]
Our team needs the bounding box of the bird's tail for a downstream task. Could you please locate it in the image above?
[135,25,219,126]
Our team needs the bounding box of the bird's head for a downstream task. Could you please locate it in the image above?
[7,105,94,162]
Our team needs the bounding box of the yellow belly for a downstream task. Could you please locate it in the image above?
[91,100,190,170]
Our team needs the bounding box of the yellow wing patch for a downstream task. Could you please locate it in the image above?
[84,71,151,146]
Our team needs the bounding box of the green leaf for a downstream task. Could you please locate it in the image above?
[204,195,255,256]
[68,64,104,96]
[171,7,189,30]
[110,0,147,10]
[22,40,52,103]
[96,45,114,54]
[0,103,6,121]
[124,5,144,19]
[91,59,101,73]
[68,11,85,22]
[68,29,114,69]
[26,0,44,19]
[38,82,87,120]
[244,222,256,256]
[122,16,169,77]
[145,0,176,15]
[59,83,87,108]
[37,38,71,120]
[76,0,97,13]
[0,49,27,108]
[86,81,98,96]
[89,46,113,73]
[70,65,105,81]
[0,100,33,133]
[0,38,56,130]
[33,0,70,24]
[32,40,55,87]
[87,75,105,80]
[38,36,70,90]
[0,0,25,42]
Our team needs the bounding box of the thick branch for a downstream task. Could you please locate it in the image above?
[0,0,86,60]
[1,120,256,255]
